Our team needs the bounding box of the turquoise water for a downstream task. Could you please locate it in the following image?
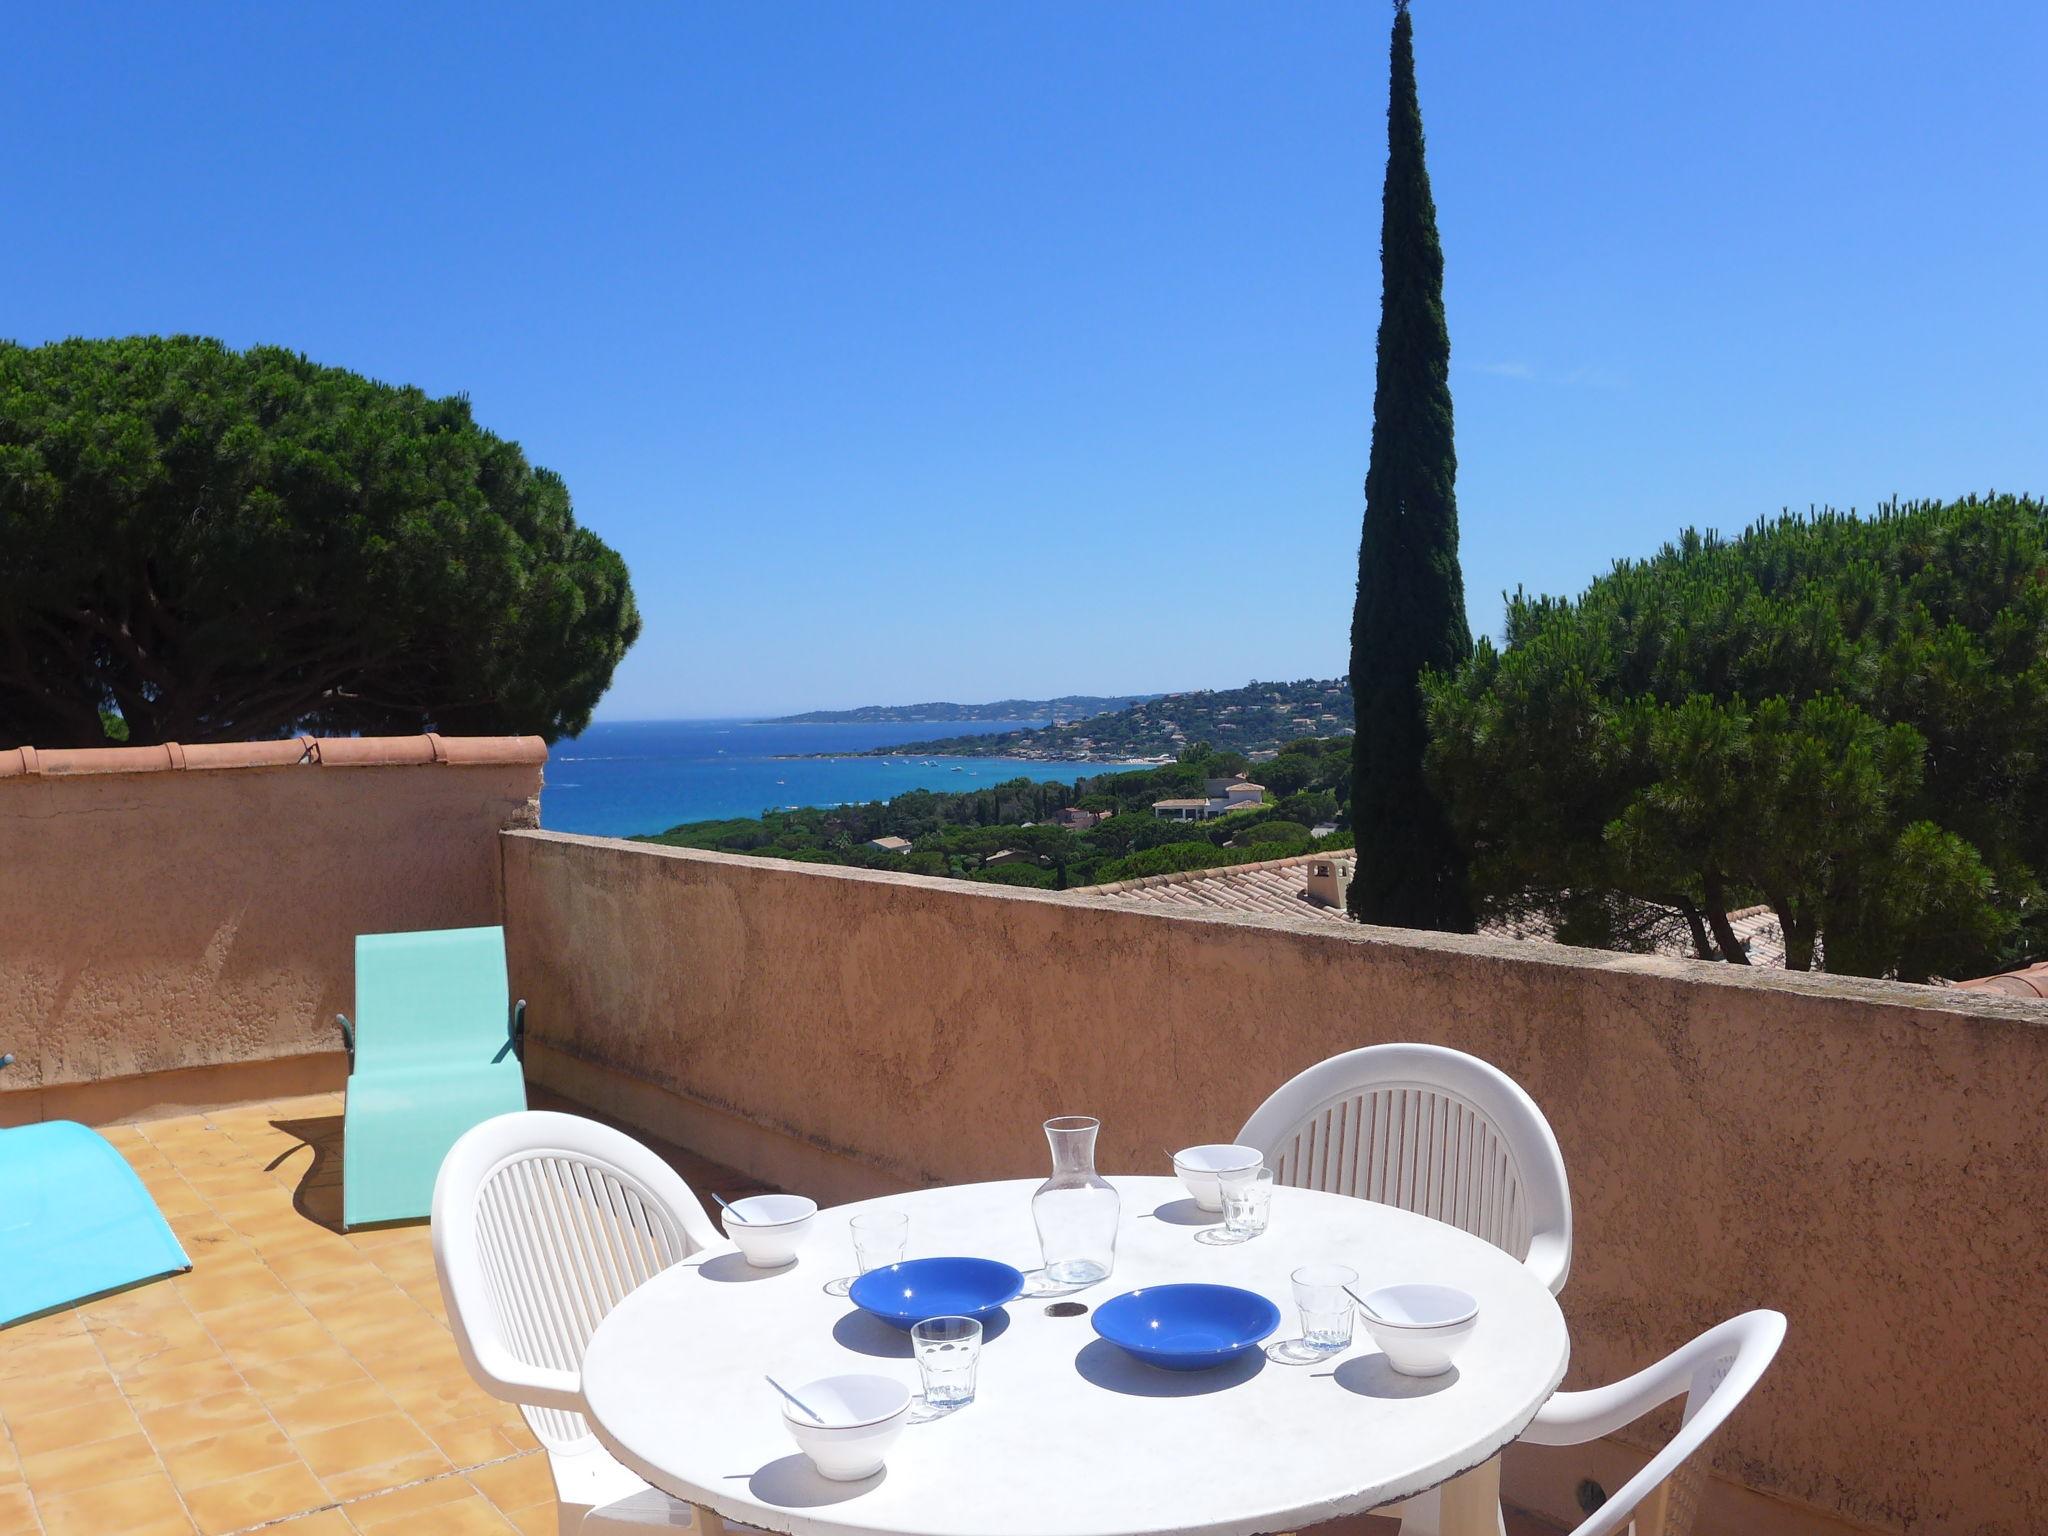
[542,718,1119,838]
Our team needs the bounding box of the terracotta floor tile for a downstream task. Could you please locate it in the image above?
[34,1469,194,1536]
[89,1315,217,1375]
[421,1415,525,1468]
[267,1381,403,1441]
[75,1281,191,1325]
[263,1510,355,1533]
[370,1370,499,1431]
[219,1321,338,1373]
[499,1500,559,1536]
[293,1413,442,1485]
[0,1336,102,1383]
[135,1387,273,1448]
[464,1454,554,1512]
[197,1293,319,1341]
[0,1364,125,1420]
[0,1485,38,1534]
[0,1428,20,1486]
[5,1396,142,1458]
[121,1354,245,1410]
[239,1349,372,1402]
[17,1430,163,1495]
[179,1459,330,1536]
[356,1491,515,1535]
[318,1447,453,1504]
[343,1470,482,1528]
[158,1423,297,1491]
[0,1312,87,1358]
[177,1264,291,1316]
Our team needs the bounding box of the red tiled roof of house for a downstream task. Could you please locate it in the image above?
[1953,962,2048,998]
[1081,853,1353,923]
[1076,853,1796,965]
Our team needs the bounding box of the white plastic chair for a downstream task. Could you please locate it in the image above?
[432,1110,757,1536]
[1520,1309,1787,1536]
[1236,1043,1572,1293]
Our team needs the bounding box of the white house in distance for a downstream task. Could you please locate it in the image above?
[866,835,913,854]
[1152,778,1266,822]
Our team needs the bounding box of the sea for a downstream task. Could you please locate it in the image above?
[540,718,1123,838]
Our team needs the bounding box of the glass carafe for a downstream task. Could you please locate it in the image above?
[1032,1115,1120,1286]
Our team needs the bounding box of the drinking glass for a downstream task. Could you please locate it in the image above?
[1218,1165,1275,1239]
[851,1211,909,1274]
[1292,1263,1358,1355]
[911,1315,982,1407]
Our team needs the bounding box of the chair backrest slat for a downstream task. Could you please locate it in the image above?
[1239,1044,1571,1293]
[436,1111,723,1457]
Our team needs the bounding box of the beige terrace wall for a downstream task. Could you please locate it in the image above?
[504,830,2048,1536]
[0,736,544,1123]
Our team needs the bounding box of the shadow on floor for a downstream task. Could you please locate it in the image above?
[268,1113,348,1232]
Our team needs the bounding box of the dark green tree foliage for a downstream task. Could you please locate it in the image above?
[644,740,1357,892]
[0,336,638,746]
[1349,3,1473,931]
[1425,496,2048,980]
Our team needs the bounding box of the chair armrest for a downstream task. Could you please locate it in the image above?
[458,1330,586,1416]
[336,1013,354,1069]
[510,1000,527,1063]
[1523,1231,1571,1296]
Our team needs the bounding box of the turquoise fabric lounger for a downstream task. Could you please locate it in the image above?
[339,926,527,1229]
[0,1057,191,1328]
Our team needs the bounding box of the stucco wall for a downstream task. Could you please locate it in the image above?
[504,830,2048,1536]
[0,737,544,1119]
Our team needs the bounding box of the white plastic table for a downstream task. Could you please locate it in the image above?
[581,1176,1568,1536]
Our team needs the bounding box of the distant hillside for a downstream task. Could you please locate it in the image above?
[867,678,1353,761]
[769,694,1157,726]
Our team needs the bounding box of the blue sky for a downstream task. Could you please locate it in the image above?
[6,3,2044,718]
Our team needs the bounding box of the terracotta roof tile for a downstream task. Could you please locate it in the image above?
[1954,962,2048,998]
[1078,855,1798,966]
[0,733,545,779]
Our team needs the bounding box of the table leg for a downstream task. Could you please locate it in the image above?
[1436,1456,1504,1536]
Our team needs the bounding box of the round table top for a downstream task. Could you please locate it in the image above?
[581,1176,1569,1536]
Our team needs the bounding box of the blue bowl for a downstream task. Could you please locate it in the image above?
[1091,1283,1282,1371]
[848,1257,1026,1330]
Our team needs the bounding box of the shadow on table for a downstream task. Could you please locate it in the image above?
[742,1454,883,1507]
[1073,1338,1265,1397]
[694,1252,787,1284]
[832,1307,1012,1359]
[1330,1354,1460,1399]
[1147,1198,1221,1227]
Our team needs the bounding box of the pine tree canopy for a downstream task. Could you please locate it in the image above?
[1424,495,2048,981]
[0,335,639,748]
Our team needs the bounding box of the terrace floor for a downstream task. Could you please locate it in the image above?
[0,1090,773,1536]
[0,1093,1561,1536]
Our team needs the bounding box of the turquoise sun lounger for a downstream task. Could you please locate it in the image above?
[339,926,528,1229]
[0,1056,192,1328]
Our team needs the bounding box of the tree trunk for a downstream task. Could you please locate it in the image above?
[1700,871,1750,964]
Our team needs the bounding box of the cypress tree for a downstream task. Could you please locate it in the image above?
[1347,0,1475,931]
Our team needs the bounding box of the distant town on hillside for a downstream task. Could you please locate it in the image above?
[858,678,1354,762]
[768,694,1156,725]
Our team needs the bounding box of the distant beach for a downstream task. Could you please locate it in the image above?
[541,718,1119,838]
